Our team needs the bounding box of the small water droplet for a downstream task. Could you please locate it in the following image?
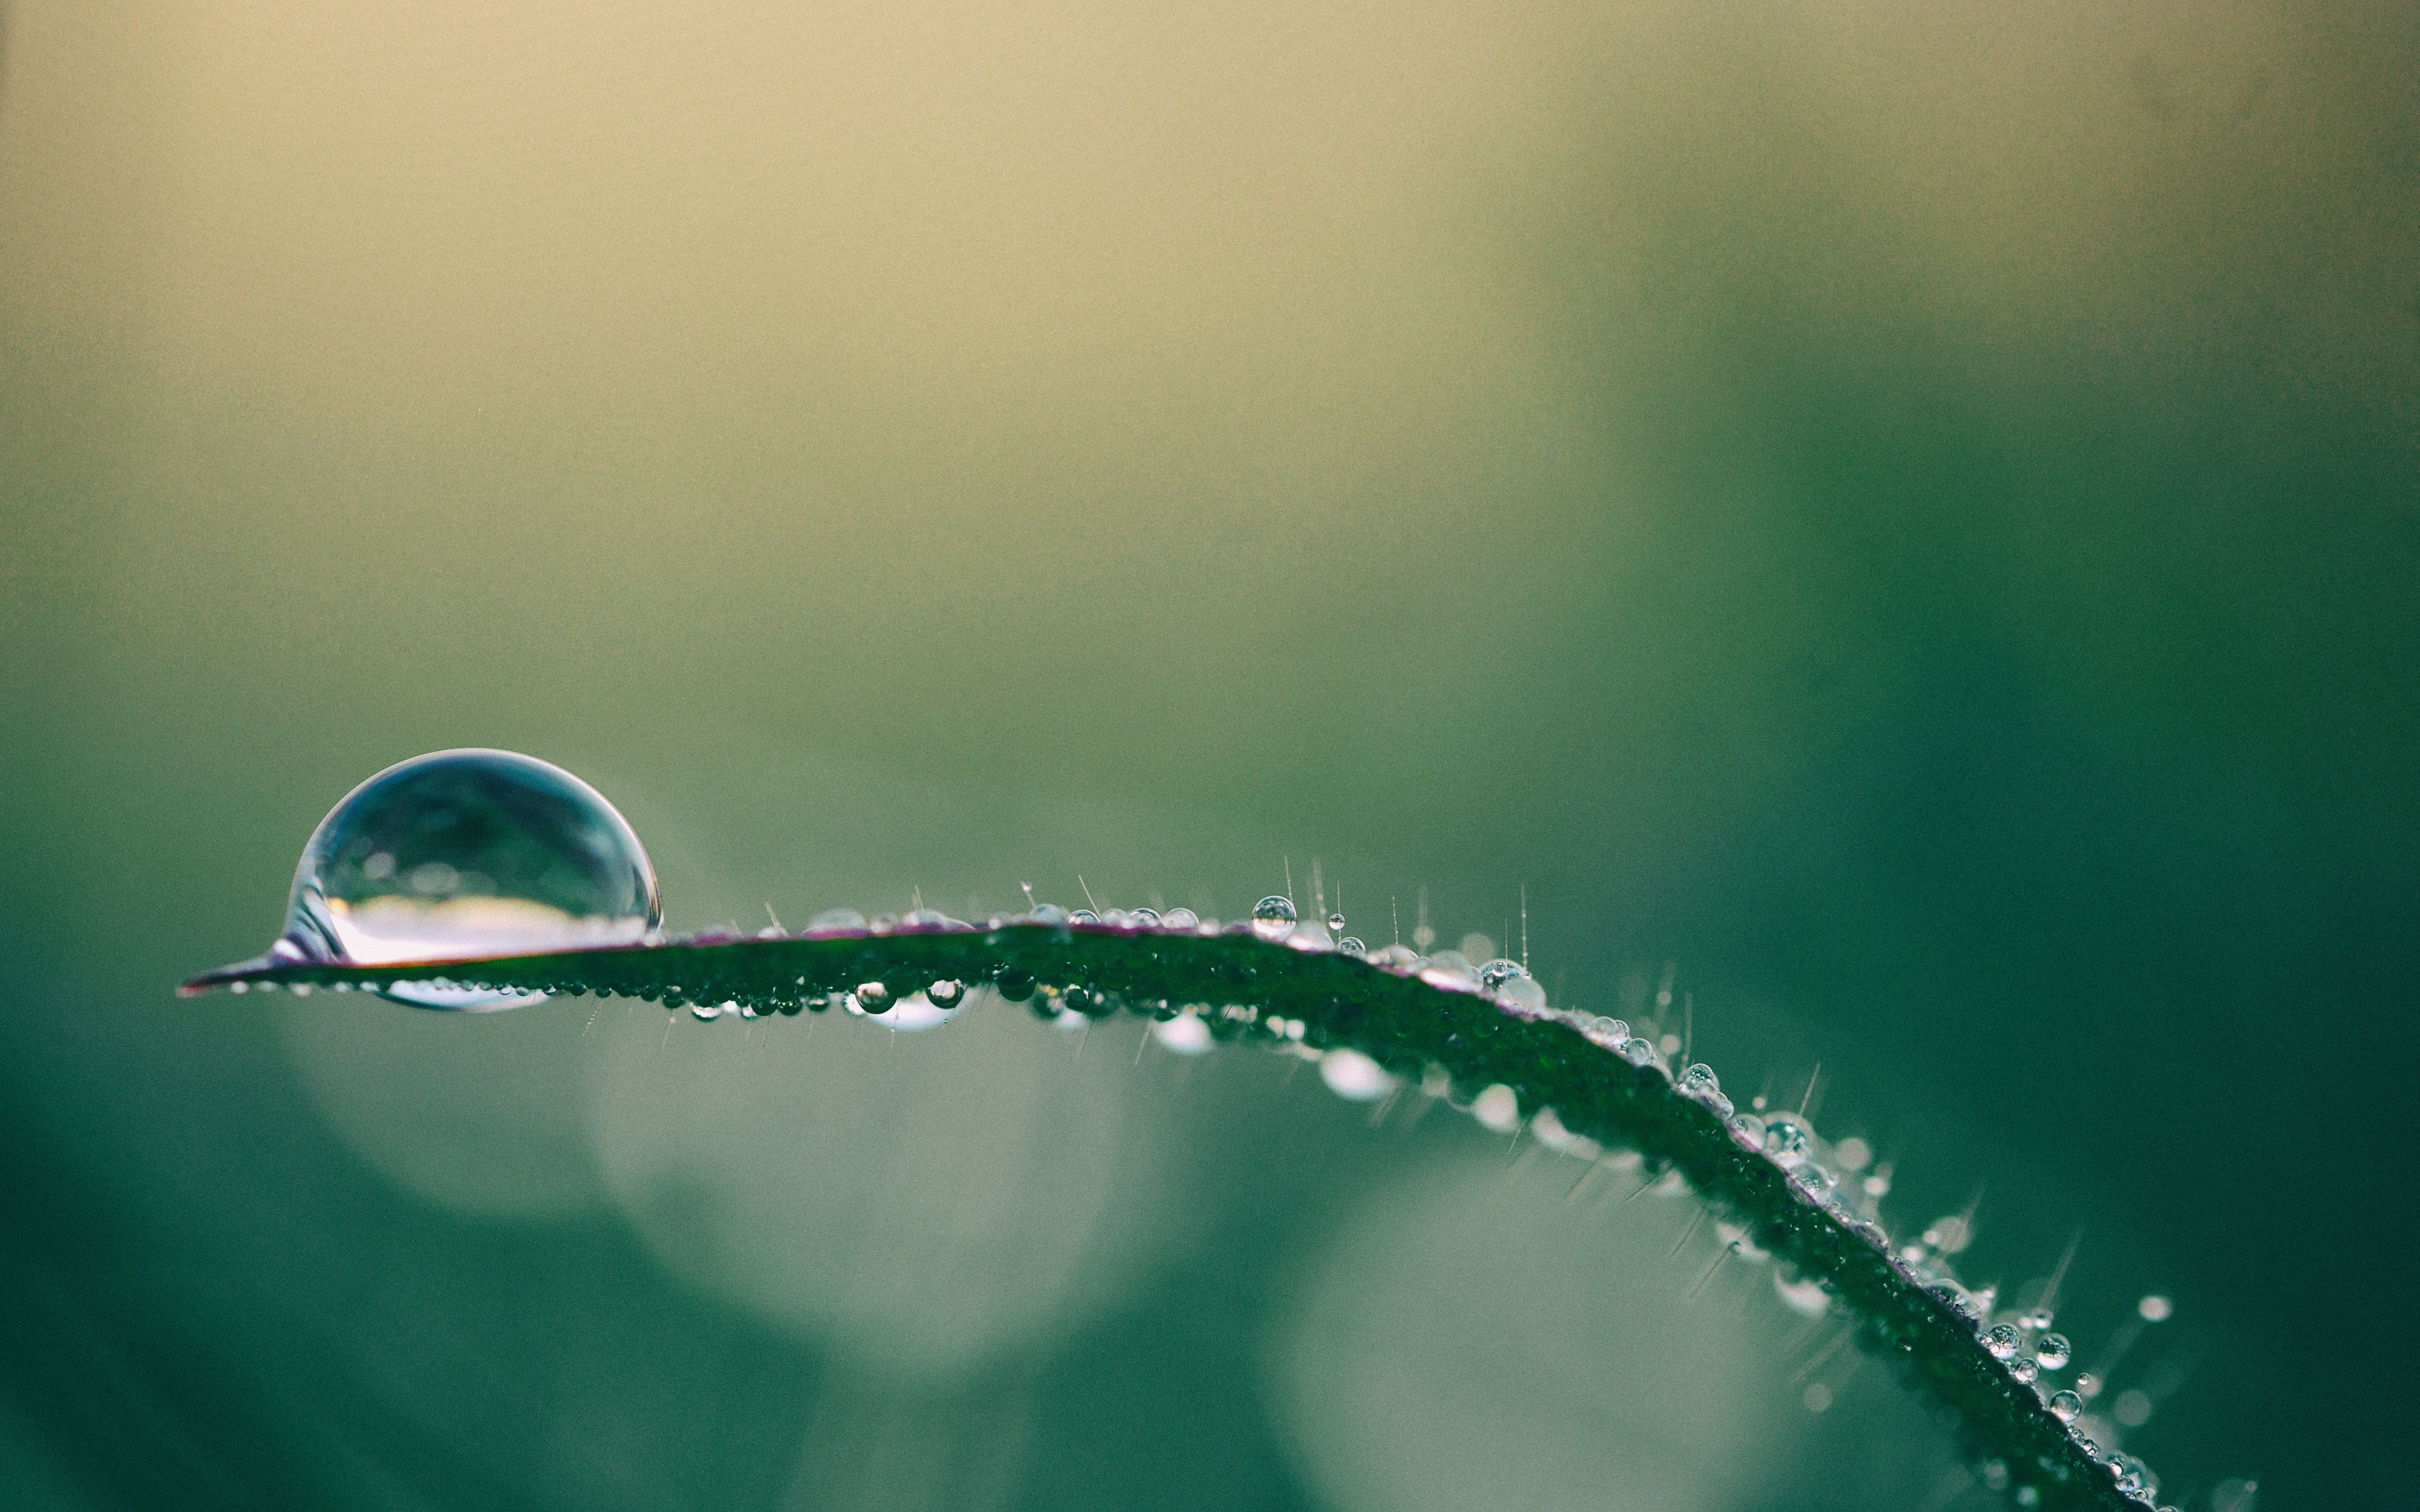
[1336,936,1367,958]
[2047,1389,2083,1422]
[806,906,865,933]
[270,749,659,1010]
[2106,1454,2154,1499]
[1495,976,1548,1016]
[1153,1013,1213,1055]
[2009,1355,2038,1384]
[1128,907,1162,929]
[1927,1280,1984,1325]
[2034,1333,2071,1370]
[1251,896,1298,941]
[2074,1370,2102,1400]
[1027,904,1070,927]
[1983,1323,2022,1360]
[1679,1063,1719,1095]
[1068,908,1099,925]
[1161,907,1199,931]
[1761,1113,1812,1169]
[690,1002,719,1021]
[1325,911,1345,934]
[1477,958,1527,989]
[1729,1112,1765,1149]
[925,978,965,1009]
[1288,917,1335,952]
[852,981,893,1014]
[1620,1036,1663,1069]
[1319,1049,1393,1102]
[1470,1083,1520,1132]
[1582,1016,1629,1049]
[1790,1164,1838,1203]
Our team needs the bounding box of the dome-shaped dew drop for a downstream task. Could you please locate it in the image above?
[1477,958,1527,989]
[1495,976,1548,1017]
[274,749,659,1010]
[1152,1013,1214,1055]
[1761,1113,1812,1170]
[1251,896,1299,942]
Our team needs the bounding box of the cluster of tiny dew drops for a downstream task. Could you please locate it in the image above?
[211,750,2208,1509]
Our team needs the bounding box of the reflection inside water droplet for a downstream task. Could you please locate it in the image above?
[274,749,660,1009]
[1251,896,1299,941]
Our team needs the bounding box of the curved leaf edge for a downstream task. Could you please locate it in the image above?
[183,924,2147,1511]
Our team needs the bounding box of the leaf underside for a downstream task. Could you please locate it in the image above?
[184,924,2138,1511]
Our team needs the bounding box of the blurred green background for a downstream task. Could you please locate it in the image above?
[3,3,2413,1507]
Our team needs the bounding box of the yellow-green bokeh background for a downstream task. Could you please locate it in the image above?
[3,3,2413,1507]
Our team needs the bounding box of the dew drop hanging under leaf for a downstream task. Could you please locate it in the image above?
[256,749,661,1010]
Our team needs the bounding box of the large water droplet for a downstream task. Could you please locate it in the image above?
[272,749,658,1010]
[1251,896,1299,941]
[2034,1333,2072,1370]
[1983,1323,2022,1360]
[2046,1389,2082,1423]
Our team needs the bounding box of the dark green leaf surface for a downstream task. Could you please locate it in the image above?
[187,925,2140,1511]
